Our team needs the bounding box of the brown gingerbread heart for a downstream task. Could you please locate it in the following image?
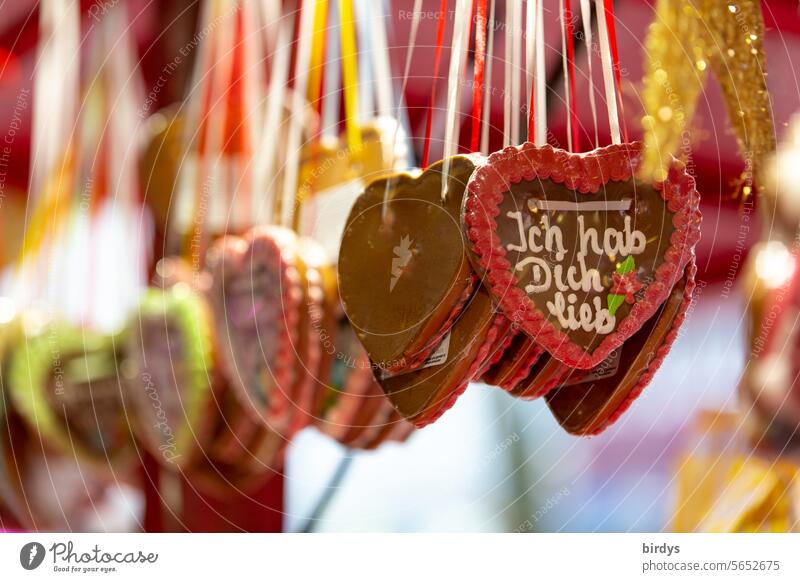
[338,156,481,373]
[378,285,500,427]
[545,262,695,435]
[464,142,700,369]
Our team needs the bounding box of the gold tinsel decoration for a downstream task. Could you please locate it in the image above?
[641,0,708,182]
[641,0,776,194]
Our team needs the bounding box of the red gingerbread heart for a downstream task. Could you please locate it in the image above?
[463,142,700,369]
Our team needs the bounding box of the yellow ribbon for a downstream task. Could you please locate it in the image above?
[308,0,329,108]
[338,0,362,154]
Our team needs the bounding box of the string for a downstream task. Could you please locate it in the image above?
[534,0,546,145]
[339,0,362,152]
[421,0,448,169]
[355,0,374,121]
[580,0,599,148]
[526,0,536,142]
[562,0,579,151]
[440,0,474,202]
[470,0,488,153]
[280,0,315,227]
[308,0,328,110]
[380,0,422,222]
[479,0,496,156]
[255,7,293,225]
[368,0,394,117]
[321,0,341,139]
[602,0,628,142]
[503,0,511,147]
[510,0,522,145]
[594,0,620,144]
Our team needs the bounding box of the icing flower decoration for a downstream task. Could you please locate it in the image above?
[610,270,644,304]
[607,256,641,316]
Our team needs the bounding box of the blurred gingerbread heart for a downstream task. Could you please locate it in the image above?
[206,226,302,432]
[463,142,700,369]
[7,320,135,476]
[125,257,220,468]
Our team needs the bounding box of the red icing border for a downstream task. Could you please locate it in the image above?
[501,344,546,393]
[207,226,302,435]
[415,309,507,428]
[463,142,701,369]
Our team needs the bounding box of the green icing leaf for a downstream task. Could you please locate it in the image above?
[607,294,625,317]
[617,256,636,275]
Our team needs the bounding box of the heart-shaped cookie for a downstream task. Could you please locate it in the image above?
[7,322,135,475]
[206,226,301,432]
[339,156,481,373]
[314,317,415,448]
[126,260,220,469]
[0,319,29,527]
[545,263,695,435]
[463,142,700,369]
[378,285,501,427]
[188,382,286,496]
[480,332,545,392]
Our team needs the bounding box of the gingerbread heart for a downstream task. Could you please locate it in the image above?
[7,322,135,475]
[378,285,501,427]
[0,319,29,527]
[480,332,545,392]
[206,225,301,432]
[545,263,695,435]
[464,142,700,369]
[126,259,219,469]
[339,156,480,373]
[188,383,285,496]
[314,316,415,448]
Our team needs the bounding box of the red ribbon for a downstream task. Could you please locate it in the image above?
[470,0,488,153]
[421,0,449,168]
[564,0,579,151]
[603,0,627,142]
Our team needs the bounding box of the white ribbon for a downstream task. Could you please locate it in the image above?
[480,0,497,155]
[441,0,473,201]
[255,8,292,223]
[534,0,546,146]
[594,0,621,145]
[281,0,316,227]
[559,0,572,151]
[580,0,599,147]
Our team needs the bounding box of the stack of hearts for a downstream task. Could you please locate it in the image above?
[125,228,415,489]
[339,142,701,434]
